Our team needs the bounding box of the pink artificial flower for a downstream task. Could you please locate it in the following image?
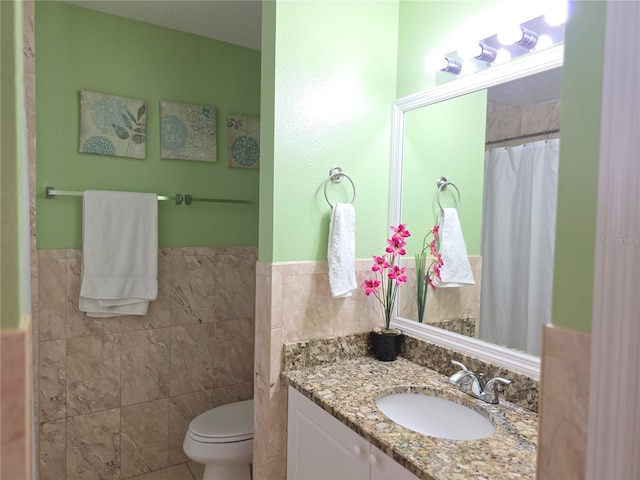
[429,239,438,256]
[385,236,407,256]
[388,265,407,284]
[371,255,390,272]
[391,224,411,238]
[363,279,381,296]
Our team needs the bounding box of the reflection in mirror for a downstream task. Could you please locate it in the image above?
[389,47,564,377]
[398,68,561,357]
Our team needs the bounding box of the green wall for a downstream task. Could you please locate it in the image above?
[35,2,261,249]
[551,1,606,333]
[261,0,400,263]
[1,1,26,330]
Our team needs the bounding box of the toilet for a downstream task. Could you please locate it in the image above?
[183,399,253,480]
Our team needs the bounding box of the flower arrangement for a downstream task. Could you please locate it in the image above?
[415,225,444,323]
[363,224,411,331]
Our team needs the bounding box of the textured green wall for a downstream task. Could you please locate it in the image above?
[262,0,400,263]
[35,2,260,249]
[258,0,276,263]
[551,1,606,333]
[1,0,23,329]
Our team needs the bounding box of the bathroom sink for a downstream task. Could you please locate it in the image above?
[376,392,495,440]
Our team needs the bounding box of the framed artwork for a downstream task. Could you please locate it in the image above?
[227,114,260,169]
[160,100,217,162]
[79,90,146,159]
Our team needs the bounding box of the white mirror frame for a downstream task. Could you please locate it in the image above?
[389,45,564,380]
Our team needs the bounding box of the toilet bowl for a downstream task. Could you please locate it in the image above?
[183,399,253,480]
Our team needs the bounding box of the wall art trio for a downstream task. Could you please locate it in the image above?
[79,90,259,169]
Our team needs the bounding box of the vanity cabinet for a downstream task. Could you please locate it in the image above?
[287,387,419,480]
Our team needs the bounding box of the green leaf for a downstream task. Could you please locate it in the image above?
[112,123,129,139]
[131,133,145,144]
[137,103,146,121]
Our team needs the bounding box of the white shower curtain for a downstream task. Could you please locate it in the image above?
[479,138,559,356]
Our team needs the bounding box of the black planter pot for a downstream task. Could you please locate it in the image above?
[370,330,404,362]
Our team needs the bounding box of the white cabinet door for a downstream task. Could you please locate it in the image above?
[287,387,369,480]
[287,387,420,480]
[369,445,419,480]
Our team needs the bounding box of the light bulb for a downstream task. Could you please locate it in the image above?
[425,55,448,73]
[461,60,478,75]
[459,43,497,63]
[545,1,568,26]
[498,24,538,49]
[535,34,554,51]
[458,43,482,60]
[494,48,512,65]
[498,25,524,45]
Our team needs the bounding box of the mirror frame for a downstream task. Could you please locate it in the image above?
[389,45,564,380]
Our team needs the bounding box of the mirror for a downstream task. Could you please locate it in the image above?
[389,46,564,378]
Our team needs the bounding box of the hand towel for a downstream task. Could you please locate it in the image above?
[433,208,475,287]
[328,203,357,298]
[79,190,158,317]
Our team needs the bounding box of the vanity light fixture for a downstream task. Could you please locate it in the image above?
[458,43,498,63]
[498,25,539,50]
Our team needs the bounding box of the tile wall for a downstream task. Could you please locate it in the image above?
[486,99,561,148]
[536,324,591,478]
[35,246,256,480]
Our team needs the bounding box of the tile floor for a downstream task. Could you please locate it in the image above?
[126,461,204,480]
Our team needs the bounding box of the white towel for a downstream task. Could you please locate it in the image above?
[79,190,158,317]
[433,208,475,287]
[327,203,357,298]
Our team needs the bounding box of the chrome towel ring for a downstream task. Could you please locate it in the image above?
[324,166,356,208]
[436,176,461,210]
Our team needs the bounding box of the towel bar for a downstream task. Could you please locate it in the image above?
[45,187,250,205]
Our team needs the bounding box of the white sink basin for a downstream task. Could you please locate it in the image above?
[376,392,495,440]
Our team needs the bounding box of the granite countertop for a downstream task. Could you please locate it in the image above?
[282,356,538,480]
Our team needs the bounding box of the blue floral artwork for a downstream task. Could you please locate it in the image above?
[79,90,146,159]
[227,114,260,169]
[160,100,217,162]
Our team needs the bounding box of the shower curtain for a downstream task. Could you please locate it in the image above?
[479,138,559,356]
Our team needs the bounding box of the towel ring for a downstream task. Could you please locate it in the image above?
[436,176,461,210]
[324,166,356,208]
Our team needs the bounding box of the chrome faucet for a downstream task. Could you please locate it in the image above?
[448,360,512,404]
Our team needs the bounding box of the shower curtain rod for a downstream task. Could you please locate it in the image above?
[485,128,560,146]
[45,187,251,205]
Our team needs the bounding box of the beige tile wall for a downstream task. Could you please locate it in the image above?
[253,258,482,480]
[0,327,32,480]
[35,246,256,480]
[486,99,561,148]
[536,324,591,479]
